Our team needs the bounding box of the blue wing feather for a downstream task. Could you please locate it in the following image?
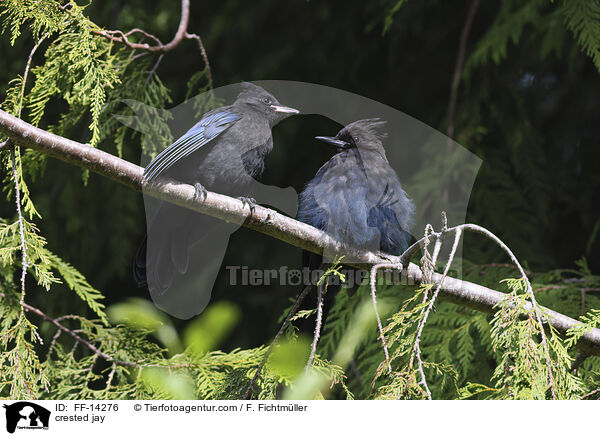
[367,183,414,254]
[144,110,241,181]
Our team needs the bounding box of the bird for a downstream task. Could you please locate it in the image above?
[295,118,414,331]
[134,82,299,319]
[297,118,414,261]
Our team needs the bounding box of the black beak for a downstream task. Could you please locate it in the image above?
[315,136,349,149]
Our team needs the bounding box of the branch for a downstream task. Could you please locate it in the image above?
[446,0,480,141]
[443,0,480,203]
[93,0,190,53]
[1,108,600,356]
[22,302,136,367]
[91,0,213,89]
[23,301,232,371]
[242,283,314,399]
[306,283,325,369]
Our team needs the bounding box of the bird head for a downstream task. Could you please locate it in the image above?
[315,118,388,156]
[236,82,299,124]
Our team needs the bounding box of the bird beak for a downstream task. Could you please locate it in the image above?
[315,136,349,149]
[270,105,299,114]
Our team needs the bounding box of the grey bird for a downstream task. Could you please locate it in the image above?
[294,118,414,332]
[297,118,414,261]
[134,82,298,318]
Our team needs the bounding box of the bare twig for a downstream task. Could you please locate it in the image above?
[105,362,117,390]
[446,0,480,142]
[411,228,462,400]
[21,300,250,371]
[184,32,214,90]
[4,33,53,306]
[460,224,557,398]
[145,54,164,85]
[22,302,136,367]
[13,33,50,119]
[430,211,448,267]
[369,263,401,372]
[10,147,28,307]
[306,283,325,368]
[92,0,213,89]
[47,329,62,358]
[581,387,600,400]
[5,34,51,304]
[443,0,480,204]
[242,284,314,399]
[93,0,189,53]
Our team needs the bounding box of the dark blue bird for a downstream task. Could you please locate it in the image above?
[297,118,414,260]
[134,82,298,319]
[294,118,414,333]
[291,119,414,337]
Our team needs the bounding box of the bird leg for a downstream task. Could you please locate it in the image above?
[193,183,208,202]
[237,196,257,213]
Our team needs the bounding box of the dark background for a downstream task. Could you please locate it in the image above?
[1,0,598,349]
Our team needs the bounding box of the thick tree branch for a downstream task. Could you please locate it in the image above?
[1,108,600,356]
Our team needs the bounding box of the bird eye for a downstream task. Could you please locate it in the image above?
[353,136,360,143]
[261,97,271,104]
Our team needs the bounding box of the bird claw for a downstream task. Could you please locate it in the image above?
[238,196,256,213]
[193,183,208,202]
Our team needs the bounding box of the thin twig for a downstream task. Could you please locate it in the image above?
[145,54,164,85]
[105,362,117,390]
[581,387,600,400]
[125,28,163,46]
[242,284,314,399]
[47,329,62,358]
[412,228,462,400]
[443,0,480,204]
[184,32,214,90]
[93,0,189,53]
[459,224,556,398]
[22,302,137,367]
[91,0,213,90]
[431,212,448,272]
[306,283,325,368]
[4,34,51,309]
[446,0,480,141]
[10,147,28,306]
[370,262,401,372]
